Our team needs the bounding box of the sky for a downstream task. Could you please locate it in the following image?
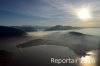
[0,0,100,27]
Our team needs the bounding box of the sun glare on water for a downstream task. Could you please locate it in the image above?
[77,8,91,20]
[79,51,97,66]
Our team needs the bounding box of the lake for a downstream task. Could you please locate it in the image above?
[0,28,100,66]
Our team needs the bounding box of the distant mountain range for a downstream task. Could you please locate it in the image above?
[12,26,37,32]
[11,25,81,31]
[12,26,51,32]
[0,26,26,37]
[0,25,100,34]
[45,25,80,31]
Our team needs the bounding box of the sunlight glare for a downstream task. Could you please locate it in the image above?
[77,8,91,20]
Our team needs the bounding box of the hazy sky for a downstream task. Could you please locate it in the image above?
[0,0,100,27]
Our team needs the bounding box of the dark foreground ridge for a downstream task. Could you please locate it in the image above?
[0,50,13,66]
[0,26,26,37]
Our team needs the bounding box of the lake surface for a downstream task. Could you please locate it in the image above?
[0,28,100,66]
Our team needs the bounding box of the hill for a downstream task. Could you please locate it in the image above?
[45,25,79,31]
[0,26,26,37]
[12,26,37,32]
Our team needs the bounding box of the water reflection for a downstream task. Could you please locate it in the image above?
[79,51,97,66]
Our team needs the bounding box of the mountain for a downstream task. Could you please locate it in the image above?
[45,25,79,31]
[0,26,26,37]
[32,25,51,30]
[12,26,37,32]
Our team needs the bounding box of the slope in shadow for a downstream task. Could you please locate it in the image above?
[0,26,26,38]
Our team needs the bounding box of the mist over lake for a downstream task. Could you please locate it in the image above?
[0,28,99,66]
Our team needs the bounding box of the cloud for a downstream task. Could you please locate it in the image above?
[0,0,75,19]
[0,0,100,26]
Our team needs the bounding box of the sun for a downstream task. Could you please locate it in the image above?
[77,8,91,20]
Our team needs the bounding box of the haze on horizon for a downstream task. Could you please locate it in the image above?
[0,0,100,27]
